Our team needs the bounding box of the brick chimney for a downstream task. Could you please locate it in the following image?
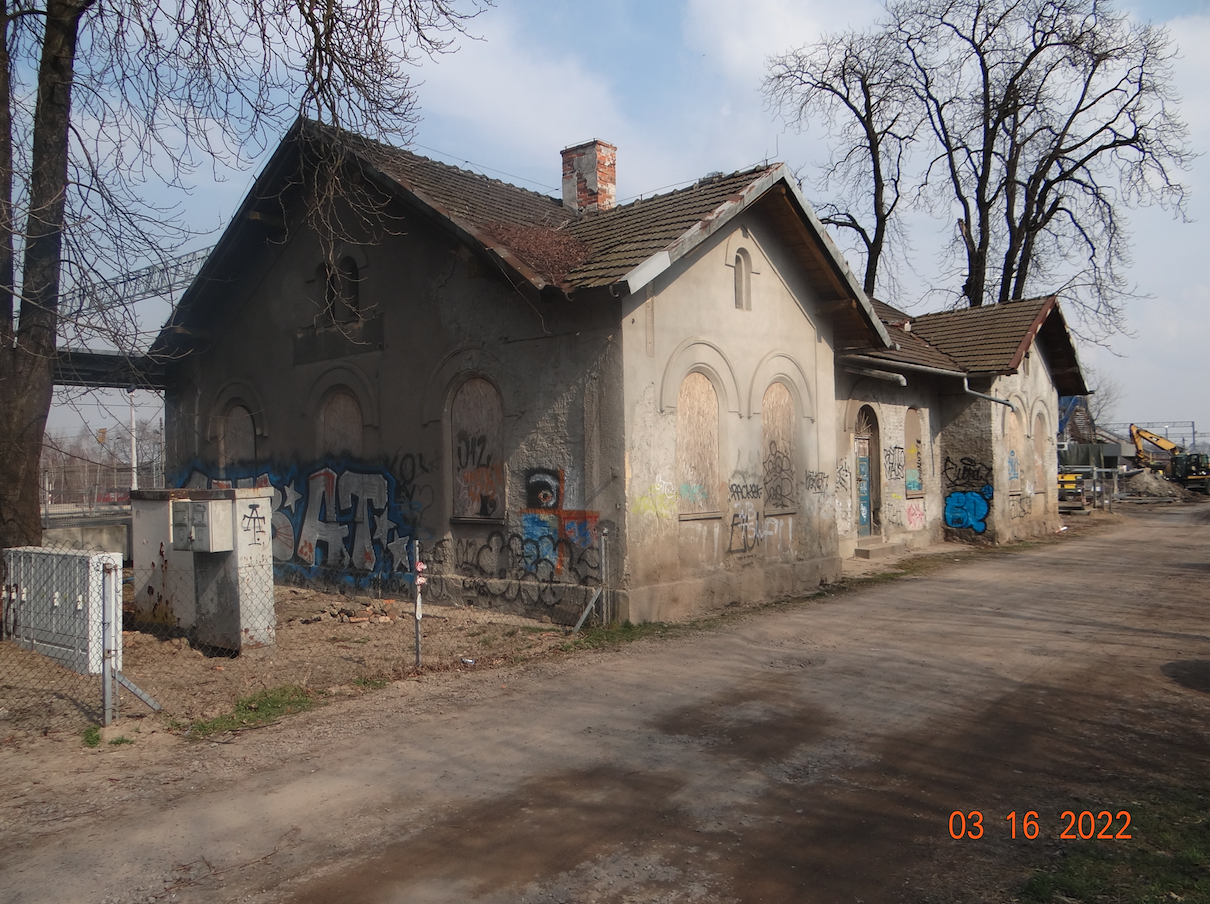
[561,140,616,214]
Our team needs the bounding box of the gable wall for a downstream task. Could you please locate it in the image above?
[164,197,626,624]
[617,210,842,622]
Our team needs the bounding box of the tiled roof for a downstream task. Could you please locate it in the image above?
[561,169,779,288]
[353,136,571,231]
[854,325,965,373]
[347,130,784,291]
[155,121,890,355]
[910,297,1054,374]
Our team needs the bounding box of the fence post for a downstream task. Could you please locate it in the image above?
[413,540,422,672]
[102,561,117,726]
[599,526,610,625]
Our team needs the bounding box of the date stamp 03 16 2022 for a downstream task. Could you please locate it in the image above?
[948,810,1133,841]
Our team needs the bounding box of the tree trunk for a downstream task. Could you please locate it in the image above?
[0,0,87,550]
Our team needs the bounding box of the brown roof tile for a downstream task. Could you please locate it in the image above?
[855,325,965,372]
[910,297,1054,374]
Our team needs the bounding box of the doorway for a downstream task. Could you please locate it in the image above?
[855,406,880,538]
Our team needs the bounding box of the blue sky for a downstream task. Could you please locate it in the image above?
[50,0,1209,447]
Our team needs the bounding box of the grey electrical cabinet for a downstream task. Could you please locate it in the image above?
[171,500,233,553]
[135,488,274,653]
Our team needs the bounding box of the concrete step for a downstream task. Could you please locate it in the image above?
[854,541,907,560]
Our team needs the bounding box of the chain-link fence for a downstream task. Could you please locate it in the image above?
[1,523,610,736]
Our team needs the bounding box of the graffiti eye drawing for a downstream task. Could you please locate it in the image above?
[525,469,562,509]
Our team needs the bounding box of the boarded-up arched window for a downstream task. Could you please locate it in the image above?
[905,408,924,497]
[322,390,363,458]
[451,377,504,520]
[676,372,719,515]
[761,382,795,510]
[1006,410,1025,495]
[1034,412,1048,491]
[220,403,256,468]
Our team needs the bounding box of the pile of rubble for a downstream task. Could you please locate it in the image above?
[1124,470,1180,498]
[298,596,401,625]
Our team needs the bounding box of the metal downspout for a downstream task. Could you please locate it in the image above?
[962,376,1016,412]
[837,355,1016,411]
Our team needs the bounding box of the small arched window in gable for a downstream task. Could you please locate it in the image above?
[317,256,360,323]
[321,389,363,458]
[905,408,924,497]
[733,248,752,311]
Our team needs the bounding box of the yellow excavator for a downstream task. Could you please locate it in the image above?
[1130,424,1210,494]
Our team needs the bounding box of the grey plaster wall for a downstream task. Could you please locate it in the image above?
[165,196,626,623]
[618,212,841,622]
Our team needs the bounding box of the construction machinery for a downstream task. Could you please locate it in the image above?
[1129,424,1210,493]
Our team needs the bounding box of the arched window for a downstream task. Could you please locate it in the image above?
[761,382,795,510]
[1006,410,1025,495]
[1033,412,1048,491]
[733,248,752,311]
[321,390,363,458]
[219,403,256,468]
[905,408,924,497]
[676,371,720,515]
[451,377,505,520]
[317,256,360,323]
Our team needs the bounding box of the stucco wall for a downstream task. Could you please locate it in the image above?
[165,197,626,623]
[833,375,947,557]
[936,339,1060,544]
[618,212,842,622]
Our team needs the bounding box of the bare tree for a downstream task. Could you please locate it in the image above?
[0,0,485,550]
[767,0,1192,334]
[766,29,917,297]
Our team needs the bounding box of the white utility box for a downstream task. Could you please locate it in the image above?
[131,488,274,653]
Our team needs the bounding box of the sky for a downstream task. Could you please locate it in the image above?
[49,0,1210,450]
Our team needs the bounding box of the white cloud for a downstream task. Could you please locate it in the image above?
[683,0,881,82]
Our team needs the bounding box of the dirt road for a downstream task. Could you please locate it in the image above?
[3,505,1207,904]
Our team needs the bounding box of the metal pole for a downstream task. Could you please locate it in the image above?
[413,540,422,672]
[599,527,609,625]
[128,390,138,491]
[102,561,117,726]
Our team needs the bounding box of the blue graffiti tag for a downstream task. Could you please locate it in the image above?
[176,461,419,589]
[944,484,994,533]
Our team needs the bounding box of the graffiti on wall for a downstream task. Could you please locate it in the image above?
[836,459,851,493]
[1008,493,1032,519]
[805,470,829,494]
[944,485,994,533]
[905,440,923,493]
[942,456,995,534]
[188,461,420,589]
[884,445,906,481]
[633,474,678,519]
[454,431,503,519]
[906,499,925,531]
[942,457,992,490]
[420,468,600,609]
[762,441,795,509]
